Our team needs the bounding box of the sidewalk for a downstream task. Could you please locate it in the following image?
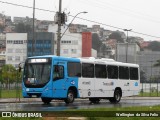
[1,97,160,103]
[0,98,41,103]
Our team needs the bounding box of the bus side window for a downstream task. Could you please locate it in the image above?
[107,65,118,79]
[53,65,64,80]
[130,67,139,80]
[68,62,81,77]
[95,64,107,78]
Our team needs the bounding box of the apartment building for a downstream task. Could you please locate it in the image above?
[6,33,27,68]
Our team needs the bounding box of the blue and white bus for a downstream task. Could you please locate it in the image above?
[22,55,140,104]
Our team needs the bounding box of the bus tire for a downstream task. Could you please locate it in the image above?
[109,89,121,103]
[64,90,75,104]
[89,98,100,103]
[41,98,52,104]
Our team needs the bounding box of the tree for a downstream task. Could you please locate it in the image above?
[15,23,32,33]
[0,69,2,82]
[92,33,102,51]
[109,31,124,43]
[148,41,160,51]
[1,64,17,90]
[0,24,5,33]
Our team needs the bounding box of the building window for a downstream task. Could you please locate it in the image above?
[13,40,23,44]
[24,40,27,43]
[15,56,20,61]
[7,56,12,61]
[15,49,23,53]
[7,40,13,44]
[61,40,71,44]
[8,49,13,53]
[71,49,77,54]
[63,49,68,54]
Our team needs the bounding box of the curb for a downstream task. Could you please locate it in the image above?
[1,97,160,103]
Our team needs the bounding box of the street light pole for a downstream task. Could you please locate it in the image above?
[56,11,87,56]
[61,11,87,39]
[123,29,132,63]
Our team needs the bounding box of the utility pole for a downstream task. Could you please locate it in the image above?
[32,0,35,56]
[55,1,86,56]
[57,0,62,56]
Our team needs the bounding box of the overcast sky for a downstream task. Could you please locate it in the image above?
[1,0,160,41]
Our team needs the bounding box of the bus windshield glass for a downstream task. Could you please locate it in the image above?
[23,58,51,88]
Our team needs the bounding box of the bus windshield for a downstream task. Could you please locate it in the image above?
[23,58,51,88]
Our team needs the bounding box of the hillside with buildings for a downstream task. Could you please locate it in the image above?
[0,13,160,82]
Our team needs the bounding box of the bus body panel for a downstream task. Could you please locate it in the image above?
[22,80,53,98]
[78,78,95,97]
[22,55,140,103]
[94,78,114,97]
[52,57,80,98]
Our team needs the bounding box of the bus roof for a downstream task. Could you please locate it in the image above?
[27,55,139,67]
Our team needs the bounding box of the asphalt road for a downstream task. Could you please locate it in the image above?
[1,97,160,111]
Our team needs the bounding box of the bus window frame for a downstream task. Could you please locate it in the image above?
[53,65,64,80]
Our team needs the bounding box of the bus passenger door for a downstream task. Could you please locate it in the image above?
[52,61,67,98]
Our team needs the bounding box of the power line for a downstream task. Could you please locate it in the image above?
[79,0,160,24]
[1,0,160,39]
[70,15,160,39]
[0,1,56,13]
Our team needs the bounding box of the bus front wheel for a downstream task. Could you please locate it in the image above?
[109,89,121,103]
[64,90,75,104]
[41,98,52,104]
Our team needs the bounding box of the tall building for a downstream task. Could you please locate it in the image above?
[6,33,27,68]
[48,24,97,57]
[27,32,54,57]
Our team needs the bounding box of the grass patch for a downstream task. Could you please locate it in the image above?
[73,105,160,111]
[139,92,160,97]
[65,105,160,120]
[0,89,22,98]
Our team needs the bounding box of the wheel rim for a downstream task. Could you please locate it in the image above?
[115,91,120,101]
[68,92,74,102]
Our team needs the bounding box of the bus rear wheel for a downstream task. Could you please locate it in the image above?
[41,98,52,104]
[109,89,121,103]
[64,90,75,104]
